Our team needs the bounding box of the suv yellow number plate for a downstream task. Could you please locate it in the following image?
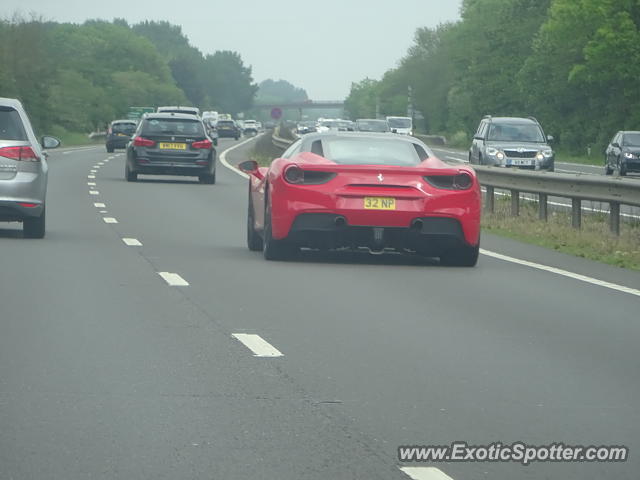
[364,197,396,210]
[159,142,187,150]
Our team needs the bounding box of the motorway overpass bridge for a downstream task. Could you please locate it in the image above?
[252,100,344,110]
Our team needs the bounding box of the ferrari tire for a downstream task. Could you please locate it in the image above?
[263,208,293,261]
[247,193,263,251]
[440,244,479,267]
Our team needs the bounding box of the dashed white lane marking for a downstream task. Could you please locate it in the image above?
[88,175,95,179]
[219,135,262,179]
[87,182,96,186]
[231,333,284,357]
[481,249,640,298]
[158,272,189,286]
[98,162,105,165]
[90,170,97,173]
[103,217,118,224]
[400,467,454,480]
[94,202,106,208]
[89,190,99,195]
[122,238,142,246]
[99,210,108,214]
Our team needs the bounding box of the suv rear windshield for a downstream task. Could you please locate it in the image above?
[321,137,422,166]
[142,118,205,136]
[488,123,545,142]
[0,107,27,141]
[112,123,136,134]
[217,121,236,127]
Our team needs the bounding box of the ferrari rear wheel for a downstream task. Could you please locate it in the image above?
[247,193,263,251]
[440,244,479,267]
[263,206,293,261]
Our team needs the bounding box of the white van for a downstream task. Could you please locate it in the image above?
[386,116,413,135]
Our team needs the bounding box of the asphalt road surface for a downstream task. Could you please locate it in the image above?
[1,137,638,480]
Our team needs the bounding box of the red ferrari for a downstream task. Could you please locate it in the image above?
[239,132,481,266]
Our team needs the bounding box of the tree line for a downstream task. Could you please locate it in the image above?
[0,16,257,136]
[345,0,640,153]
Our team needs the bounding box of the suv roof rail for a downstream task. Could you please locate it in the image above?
[527,116,539,123]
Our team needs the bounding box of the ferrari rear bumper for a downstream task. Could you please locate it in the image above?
[286,213,472,255]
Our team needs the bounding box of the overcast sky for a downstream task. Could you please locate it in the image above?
[2,0,462,99]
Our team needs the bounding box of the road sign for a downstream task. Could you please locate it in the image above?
[271,107,283,120]
[127,106,154,120]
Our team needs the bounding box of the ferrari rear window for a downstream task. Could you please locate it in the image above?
[0,107,27,141]
[321,137,423,166]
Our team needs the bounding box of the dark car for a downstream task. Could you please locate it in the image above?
[605,131,640,176]
[296,121,317,135]
[106,120,137,152]
[469,116,555,171]
[125,113,216,184]
[216,119,240,139]
[355,119,390,133]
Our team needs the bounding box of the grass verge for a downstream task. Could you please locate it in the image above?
[250,131,285,167]
[50,125,102,147]
[483,198,640,270]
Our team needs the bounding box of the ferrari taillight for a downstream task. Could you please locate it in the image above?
[424,173,474,190]
[284,165,304,184]
[284,165,336,185]
[0,146,40,162]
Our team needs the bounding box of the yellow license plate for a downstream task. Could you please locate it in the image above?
[159,142,187,150]
[364,197,396,210]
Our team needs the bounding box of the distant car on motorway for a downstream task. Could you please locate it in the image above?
[243,119,259,136]
[355,119,390,133]
[156,105,200,117]
[296,121,317,135]
[469,116,555,171]
[0,97,60,238]
[316,119,354,133]
[386,116,413,135]
[604,131,640,176]
[216,119,241,140]
[125,113,216,184]
[238,132,481,266]
[105,119,137,153]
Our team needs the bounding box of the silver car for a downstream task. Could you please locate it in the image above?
[0,97,60,238]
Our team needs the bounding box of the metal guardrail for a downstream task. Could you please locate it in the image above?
[271,131,640,235]
[476,166,640,235]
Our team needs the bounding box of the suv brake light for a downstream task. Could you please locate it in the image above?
[0,146,40,162]
[133,137,155,147]
[192,139,212,149]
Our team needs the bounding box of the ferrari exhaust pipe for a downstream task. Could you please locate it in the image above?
[334,216,346,228]
[411,219,424,231]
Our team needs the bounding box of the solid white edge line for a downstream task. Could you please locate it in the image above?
[219,135,263,179]
[399,467,454,480]
[231,333,283,357]
[122,238,142,246]
[158,272,189,286]
[481,249,640,297]
[219,135,639,298]
[103,217,118,224]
